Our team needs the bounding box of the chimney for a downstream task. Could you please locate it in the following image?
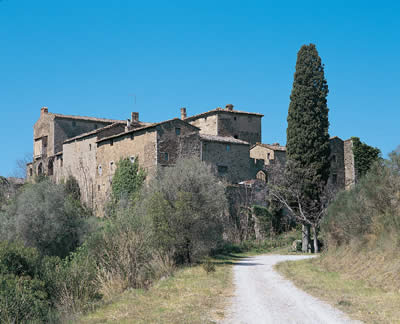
[225,104,234,111]
[41,107,48,116]
[180,107,187,119]
[131,112,139,122]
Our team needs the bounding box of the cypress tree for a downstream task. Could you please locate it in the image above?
[286,44,331,252]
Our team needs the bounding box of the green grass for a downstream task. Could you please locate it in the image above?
[276,257,400,324]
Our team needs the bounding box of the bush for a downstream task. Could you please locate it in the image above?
[0,180,92,258]
[322,148,400,249]
[143,158,228,264]
[0,241,53,323]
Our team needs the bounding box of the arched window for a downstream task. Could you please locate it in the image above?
[48,159,54,176]
[29,168,33,177]
[256,170,267,182]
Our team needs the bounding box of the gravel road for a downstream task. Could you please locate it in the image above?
[221,254,361,324]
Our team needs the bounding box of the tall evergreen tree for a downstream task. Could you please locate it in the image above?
[286,44,331,252]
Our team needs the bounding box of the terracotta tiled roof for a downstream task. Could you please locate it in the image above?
[200,134,249,145]
[97,118,200,143]
[251,143,287,151]
[184,107,264,121]
[50,113,125,123]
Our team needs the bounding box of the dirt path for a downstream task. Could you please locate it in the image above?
[221,254,361,324]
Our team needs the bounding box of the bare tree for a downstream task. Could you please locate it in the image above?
[13,153,32,179]
[267,161,335,253]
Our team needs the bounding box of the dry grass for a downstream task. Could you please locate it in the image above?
[276,255,400,324]
[76,258,234,324]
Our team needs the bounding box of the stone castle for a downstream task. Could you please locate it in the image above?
[27,105,357,215]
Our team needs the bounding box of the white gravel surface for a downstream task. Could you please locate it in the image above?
[221,254,361,324]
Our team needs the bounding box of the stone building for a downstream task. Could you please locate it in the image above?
[27,104,356,215]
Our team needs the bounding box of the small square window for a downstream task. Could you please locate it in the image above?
[164,152,169,161]
[218,165,228,175]
[226,144,231,152]
[175,128,181,135]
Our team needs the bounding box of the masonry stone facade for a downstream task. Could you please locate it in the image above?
[27,104,357,216]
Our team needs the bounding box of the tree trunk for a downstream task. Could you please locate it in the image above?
[312,226,319,253]
[302,224,310,253]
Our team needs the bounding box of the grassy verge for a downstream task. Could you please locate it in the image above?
[76,231,300,323]
[276,256,400,324]
[76,254,245,324]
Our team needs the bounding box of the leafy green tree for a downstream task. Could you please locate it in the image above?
[144,158,227,264]
[111,157,146,202]
[0,180,91,258]
[351,137,381,178]
[286,44,331,252]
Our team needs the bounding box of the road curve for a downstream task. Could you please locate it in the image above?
[221,254,361,324]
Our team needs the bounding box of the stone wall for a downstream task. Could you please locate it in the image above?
[201,141,254,183]
[156,120,201,166]
[53,118,110,154]
[329,137,345,190]
[344,138,356,189]
[217,112,262,145]
[62,135,98,209]
[95,129,157,215]
[188,114,218,136]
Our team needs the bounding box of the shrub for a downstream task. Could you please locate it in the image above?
[0,180,92,258]
[143,158,228,264]
[322,148,400,249]
[0,241,53,323]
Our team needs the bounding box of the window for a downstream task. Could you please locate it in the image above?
[332,154,337,163]
[256,170,267,182]
[29,168,33,177]
[94,124,98,130]
[234,135,238,139]
[164,152,169,161]
[332,174,337,184]
[175,127,181,135]
[110,161,114,172]
[226,144,231,152]
[48,159,54,176]
[218,165,228,175]
[72,121,76,127]
[267,153,270,160]
[234,117,237,121]
[98,185,101,192]
[98,165,102,175]
[60,158,63,167]
[110,139,114,146]
[37,163,43,175]
[130,133,134,140]
[89,144,92,151]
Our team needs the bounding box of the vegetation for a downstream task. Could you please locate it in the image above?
[351,136,381,178]
[285,43,331,253]
[276,147,400,323]
[143,158,227,264]
[0,179,92,258]
[111,157,146,203]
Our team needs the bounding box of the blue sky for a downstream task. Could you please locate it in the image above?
[1,0,399,176]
